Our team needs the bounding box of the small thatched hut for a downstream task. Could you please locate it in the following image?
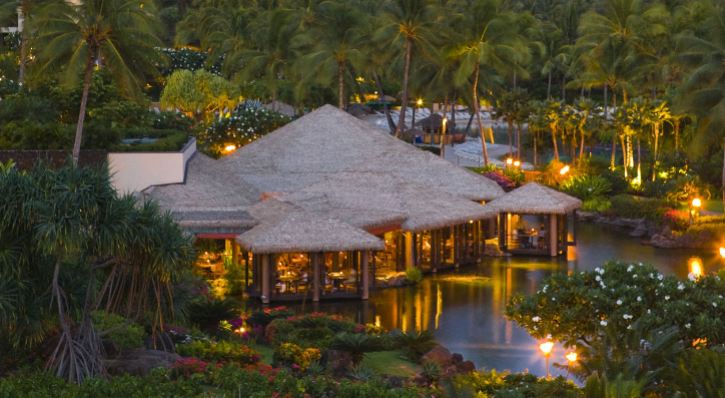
[485,182,581,256]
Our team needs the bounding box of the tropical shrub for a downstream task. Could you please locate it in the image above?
[581,197,611,212]
[482,170,517,191]
[247,306,294,328]
[502,166,525,186]
[91,311,145,351]
[663,208,690,231]
[152,110,194,131]
[175,339,260,365]
[506,262,725,380]
[329,332,387,365]
[184,296,241,331]
[169,357,214,378]
[392,330,437,361]
[405,267,423,284]
[272,342,321,371]
[197,101,291,157]
[265,312,358,349]
[158,47,219,75]
[607,194,673,222]
[451,370,581,397]
[561,175,612,200]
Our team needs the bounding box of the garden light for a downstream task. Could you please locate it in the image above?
[720,247,725,258]
[539,341,554,379]
[689,258,703,279]
[416,98,423,107]
[691,198,702,208]
[513,160,521,167]
[565,351,577,364]
[224,144,237,153]
[506,157,513,166]
[559,165,570,175]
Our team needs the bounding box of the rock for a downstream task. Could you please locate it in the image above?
[629,220,648,237]
[322,349,353,377]
[104,349,181,376]
[576,211,597,222]
[421,345,452,368]
[451,353,463,365]
[457,360,476,373]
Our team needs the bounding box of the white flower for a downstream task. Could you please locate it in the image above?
[542,285,548,293]
[647,309,651,314]
[595,275,602,282]
[665,295,670,301]
[623,314,633,320]
[596,267,604,275]
[627,325,632,330]
[600,320,608,326]
[713,302,718,308]
[637,296,642,302]
[627,265,634,272]
[633,274,638,279]
[677,283,685,291]
[657,274,664,281]
[532,316,541,323]
[685,323,691,329]
[616,299,623,305]
[551,297,556,301]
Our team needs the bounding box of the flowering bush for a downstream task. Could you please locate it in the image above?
[663,208,690,231]
[197,102,291,157]
[175,340,260,365]
[158,47,221,75]
[247,306,294,328]
[169,357,215,378]
[506,261,725,379]
[272,342,321,371]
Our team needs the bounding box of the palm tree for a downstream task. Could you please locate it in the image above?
[295,0,363,109]
[32,0,162,164]
[376,0,434,137]
[677,1,725,212]
[450,0,529,166]
[545,99,561,161]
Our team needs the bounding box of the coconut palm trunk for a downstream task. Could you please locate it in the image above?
[72,57,95,165]
[375,74,396,133]
[395,38,412,137]
[550,122,559,161]
[472,64,489,166]
[507,119,513,157]
[547,71,552,99]
[338,62,345,109]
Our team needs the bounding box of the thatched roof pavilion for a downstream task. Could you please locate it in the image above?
[485,182,581,214]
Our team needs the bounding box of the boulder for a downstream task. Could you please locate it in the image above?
[421,345,452,368]
[629,220,648,237]
[104,348,181,376]
[457,360,476,373]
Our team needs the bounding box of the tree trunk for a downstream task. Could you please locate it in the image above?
[18,6,27,85]
[507,119,513,157]
[72,58,95,165]
[652,123,659,181]
[533,132,538,165]
[722,140,724,215]
[395,38,413,137]
[451,95,457,130]
[465,111,474,134]
[674,118,680,152]
[561,76,566,102]
[547,71,552,99]
[338,62,345,109]
[488,125,495,144]
[472,65,489,166]
[579,124,585,161]
[375,74,396,133]
[609,90,616,170]
[620,134,628,179]
[516,122,522,161]
[550,123,559,161]
[636,137,641,183]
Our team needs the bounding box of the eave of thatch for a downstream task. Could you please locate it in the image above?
[237,208,385,254]
[484,182,582,215]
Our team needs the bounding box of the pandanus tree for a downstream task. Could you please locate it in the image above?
[450,0,529,166]
[32,0,162,164]
[0,163,194,383]
[376,0,435,137]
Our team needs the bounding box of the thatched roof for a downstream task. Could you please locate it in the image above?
[223,105,503,201]
[237,207,385,254]
[280,173,496,232]
[142,154,261,232]
[484,182,582,215]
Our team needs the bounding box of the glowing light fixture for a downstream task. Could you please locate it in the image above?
[416,98,423,107]
[565,351,577,364]
[506,157,514,166]
[559,165,570,175]
[719,247,725,258]
[691,198,702,208]
[539,341,554,379]
[689,257,703,279]
[513,160,521,167]
[223,144,237,153]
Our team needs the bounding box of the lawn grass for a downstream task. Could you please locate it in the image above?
[250,342,274,365]
[362,351,421,377]
[704,199,724,214]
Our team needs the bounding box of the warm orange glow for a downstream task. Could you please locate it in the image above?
[689,257,703,278]
[539,341,554,355]
[691,198,702,208]
[565,351,578,363]
[719,247,725,258]
[513,160,521,167]
[559,165,570,175]
[223,144,237,153]
[506,157,514,165]
[234,326,246,335]
[416,98,423,107]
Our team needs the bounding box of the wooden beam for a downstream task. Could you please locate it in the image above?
[404,232,414,270]
[261,254,270,304]
[312,252,320,302]
[549,214,557,257]
[361,251,369,300]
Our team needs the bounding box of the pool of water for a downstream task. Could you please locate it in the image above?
[283,223,722,377]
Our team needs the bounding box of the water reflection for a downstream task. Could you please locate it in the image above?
[286,223,721,377]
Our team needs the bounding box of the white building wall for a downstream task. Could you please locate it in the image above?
[108,138,196,194]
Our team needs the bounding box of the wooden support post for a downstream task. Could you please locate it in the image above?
[549,214,558,257]
[499,214,506,251]
[313,252,320,302]
[261,254,270,304]
[361,251,369,300]
[404,232,414,270]
[244,251,250,287]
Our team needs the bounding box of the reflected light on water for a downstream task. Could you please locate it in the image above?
[689,257,703,279]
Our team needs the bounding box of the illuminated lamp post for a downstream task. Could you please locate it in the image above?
[689,197,701,225]
[440,117,448,158]
[539,341,554,379]
[565,351,577,378]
